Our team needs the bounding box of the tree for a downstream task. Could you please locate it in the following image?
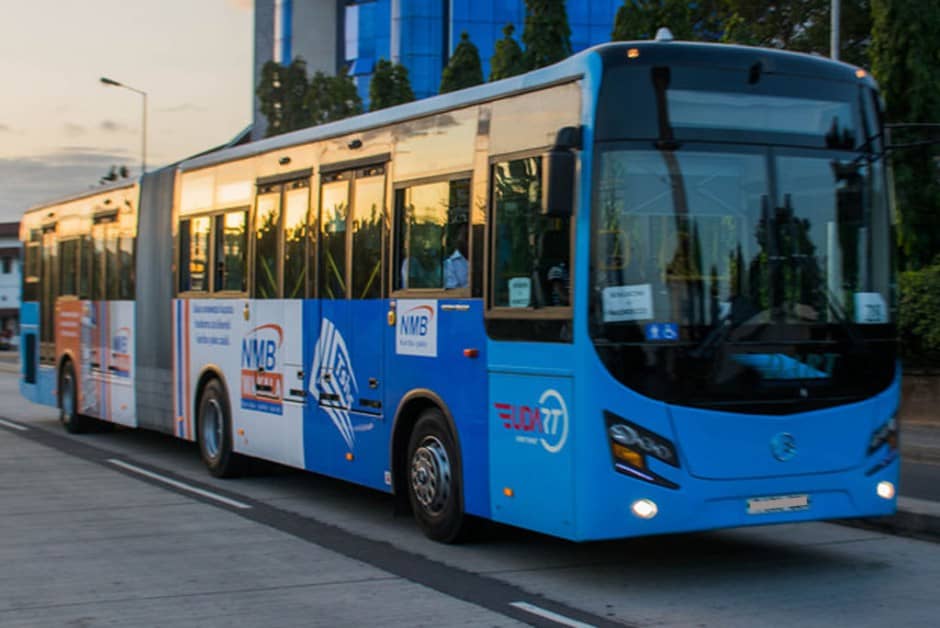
[521,0,572,70]
[490,24,527,81]
[256,57,310,137]
[720,1,872,67]
[369,59,415,111]
[612,0,722,42]
[100,165,130,186]
[306,68,363,125]
[870,0,940,269]
[439,32,484,94]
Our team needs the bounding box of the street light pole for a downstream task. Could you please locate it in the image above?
[831,0,841,60]
[100,76,147,175]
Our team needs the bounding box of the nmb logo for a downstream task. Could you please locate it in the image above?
[241,324,283,371]
[240,324,285,415]
[399,304,433,337]
[396,300,438,357]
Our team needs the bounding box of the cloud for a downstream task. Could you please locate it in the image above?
[159,103,207,114]
[0,147,134,221]
[64,123,86,137]
[100,119,133,133]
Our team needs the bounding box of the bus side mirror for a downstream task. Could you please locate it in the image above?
[542,126,581,217]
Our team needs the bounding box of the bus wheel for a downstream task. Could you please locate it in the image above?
[407,408,467,543]
[59,361,89,434]
[197,379,243,478]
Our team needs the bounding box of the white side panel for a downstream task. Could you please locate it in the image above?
[107,301,137,427]
[180,299,305,469]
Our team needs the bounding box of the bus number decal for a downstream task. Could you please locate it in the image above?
[494,389,569,454]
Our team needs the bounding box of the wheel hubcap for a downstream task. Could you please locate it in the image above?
[410,435,451,515]
[202,399,223,459]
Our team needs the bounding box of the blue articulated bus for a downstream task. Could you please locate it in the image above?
[20,39,899,542]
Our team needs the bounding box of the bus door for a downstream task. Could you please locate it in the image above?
[312,163,387,484]
[241,176,309,469]
[85,214,118,421]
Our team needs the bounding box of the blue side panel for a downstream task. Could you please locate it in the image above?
[489,368,575,538]
[304,299,392,492]
[18,302,55,407]
[386,298,489,518]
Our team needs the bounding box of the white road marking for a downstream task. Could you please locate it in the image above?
[509,601,596,628]
[0,418,28,431]
[107,458,252,509]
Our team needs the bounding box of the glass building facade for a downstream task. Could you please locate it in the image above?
[319,1,618,104]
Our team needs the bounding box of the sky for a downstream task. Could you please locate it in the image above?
[0,0,253,222]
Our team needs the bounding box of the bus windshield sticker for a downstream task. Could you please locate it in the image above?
[508,277,531,308]
[602,284,653,322]
[853,292,888,324]
[644,323,678,342]
[395,300,438,358]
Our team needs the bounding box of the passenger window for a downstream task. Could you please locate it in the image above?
[491,157,570,309]
[58,238,79,297]
[395,178,470,291]
[214,210,247,293]
[319,177,349,299]
[283,181,309,299]
[253,192,280,298]
[179,216,211,293]
[351,171,385,299]
[118,235,135,300]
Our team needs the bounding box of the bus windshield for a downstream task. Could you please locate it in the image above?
[589,144,896,412]
[592,146,893,329]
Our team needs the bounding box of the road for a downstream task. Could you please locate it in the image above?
[1,369,939,627]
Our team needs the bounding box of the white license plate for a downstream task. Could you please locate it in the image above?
[746,494,810,515]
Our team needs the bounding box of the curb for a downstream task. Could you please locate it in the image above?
[840,497,940,542]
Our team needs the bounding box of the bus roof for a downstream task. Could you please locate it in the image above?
[23,179,138,217]
[180,40,869,174]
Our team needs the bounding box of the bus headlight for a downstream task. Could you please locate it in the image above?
[876,481,895,500]
[868,417,898,455]
[631,498,658,519]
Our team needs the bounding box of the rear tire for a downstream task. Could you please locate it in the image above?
[197,379,244,478]
[59,361,89,434]
[407,408,469,543]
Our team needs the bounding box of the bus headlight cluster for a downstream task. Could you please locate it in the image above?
[867,416,898,455]
[605,411,680,489]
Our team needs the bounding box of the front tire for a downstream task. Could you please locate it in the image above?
[59,361,89,434]
[407,408,469,543]
[197,379,244,478]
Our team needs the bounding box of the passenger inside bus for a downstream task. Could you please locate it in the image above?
[443,221,469,289]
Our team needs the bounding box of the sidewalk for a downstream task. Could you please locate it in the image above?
[0,350,17,374]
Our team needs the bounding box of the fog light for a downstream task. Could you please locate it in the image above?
[631,498,658,519]
[876,481,895,500]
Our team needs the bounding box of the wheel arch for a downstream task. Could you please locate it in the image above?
[56,350,77,405]
[390,389,463,506]
[193,363,232,426]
